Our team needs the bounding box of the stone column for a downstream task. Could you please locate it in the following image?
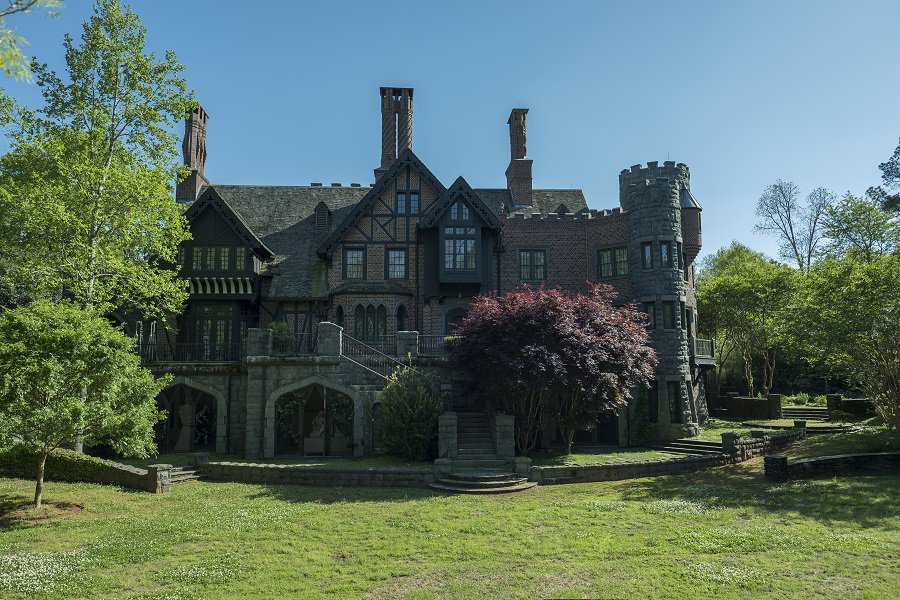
[317,321,342,356]
[793,420,807,432]
[438,412,458,459]
[244,363,266,459]
[146,464,172,493]
[721,431,740,455]
[396,331,419,360]
[826,394,842,416]
[493,413,515,459]
[767,394,783,419]
[245,328,272,357]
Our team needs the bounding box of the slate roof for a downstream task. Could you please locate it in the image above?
[193,182,589,299]
[204,184,369,299]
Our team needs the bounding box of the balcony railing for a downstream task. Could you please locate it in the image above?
[418,335,459,356]
[694,338,715,359]
[139,341,242,363]
[272,333,317,356]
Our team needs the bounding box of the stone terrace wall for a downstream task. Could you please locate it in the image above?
[765,452,900,482]
[202,462,435,488]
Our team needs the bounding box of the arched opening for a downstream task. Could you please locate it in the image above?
[154,385,218,453]
[366,304,376,339]
[376,305,387,337]
[335,305,344,328]
[354,305,365,338]
[273,384,354,457]
[396,304,407,332]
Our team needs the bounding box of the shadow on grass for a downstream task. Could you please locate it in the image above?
[243,483,438,506]
[0,493,84,531]
[618,457,900,528]
[788,428,900,459]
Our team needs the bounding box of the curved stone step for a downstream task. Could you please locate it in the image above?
[438,477,527,488]
[429,481,537,494]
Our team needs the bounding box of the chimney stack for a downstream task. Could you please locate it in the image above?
[375,87,413,181]
[176,105,209,203]
[506,108,532,207]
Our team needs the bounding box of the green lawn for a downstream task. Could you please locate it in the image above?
[787,426,900,459]
[742,419,848,429]
[2,432,899,599]
[694,419,752,441]
[530,447,671,466]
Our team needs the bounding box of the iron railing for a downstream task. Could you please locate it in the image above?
[139,341,242,363]
[367,335,397,356]
[341,334,407,379]
[418,335,458,355]
[694,338,715,358]
[272,333,317,356]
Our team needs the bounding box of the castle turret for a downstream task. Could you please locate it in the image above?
[176,105,209,203]
[620,161,703,437]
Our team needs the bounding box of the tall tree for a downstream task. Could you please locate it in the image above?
[0,0,61,80]
[0,300,167,508]
[822,191,899,261]
[0,0,191,319]
[754,180,832,272]
[450,285,656,455]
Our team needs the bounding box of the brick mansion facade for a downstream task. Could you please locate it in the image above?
[138,87,715,460]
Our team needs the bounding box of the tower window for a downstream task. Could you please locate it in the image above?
[668,381,682,424]
[641,242,653,270]
[660,241,673,268]
[642,302,656,329]
[663,301,676,329]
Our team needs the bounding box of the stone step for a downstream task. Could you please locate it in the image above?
[447,470,517,482]
[438,477,528,488]
[457,441,494,448]
[673,439,724,448]
[654,447,719,456]
[429,481,538,494]
[450,459,509,469]
[457,449,498,457]
[657,442,723,453]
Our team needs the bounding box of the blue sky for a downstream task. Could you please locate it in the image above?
[5,0,900,261]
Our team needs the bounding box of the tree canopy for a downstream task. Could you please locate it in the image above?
[450,285,657,454]
[0,0,62,80]
[0,0,191,318]
[754,180,832,272]
[0,300,167,507]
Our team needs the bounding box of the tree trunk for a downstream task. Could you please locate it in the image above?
[34,451,48,509]
[564,428,575,455]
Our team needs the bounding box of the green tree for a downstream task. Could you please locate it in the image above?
[0,300,167,507]
[696,242,796,397]
[0,0,62,80]
[822,191,899,261]
[378,366,444,462]
[754,180,833,272]
[0,0,191,319]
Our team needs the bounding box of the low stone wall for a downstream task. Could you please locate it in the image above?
[826,395,876,419]
[531,428,805,485]
[201,462,436,488]
[765,452,900,481]
[90,459,172,493]
[724,394,782,420]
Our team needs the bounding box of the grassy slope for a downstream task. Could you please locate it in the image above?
[1,435,899,599]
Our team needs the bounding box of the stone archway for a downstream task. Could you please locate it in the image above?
[264,375,357,459]
[158,377,227,454]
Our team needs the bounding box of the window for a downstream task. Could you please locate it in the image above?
[204,247,216,270]
[356,304,386,341]
[396,304,407,331]
[409,193,420,214]
[396,193,406,214]
[681,302,687,330]
[376,306,387,338]
[642,381,659,423]
[660,241,673,268]
[218,247,231,270]
[344,248,365,279]
[450,201,470,221]
[395,192,420,214]
[235,248,247,271]
[641,242,653,269]
[642,302,656,329]
[192,247,202,270]
[335,305,344,328]
[444,227,476,270]
[176,247,185,267]
[663,301,676,329]
[668,382,682,424]
[387,249,407,279]
[686,308,693,336]
[354,305,365,337]
[599,247,628,278]
[519,250,546,281]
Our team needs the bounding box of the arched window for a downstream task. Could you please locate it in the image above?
[366,305,376,340]
[376,305,387,338]
[354,305,365,338]
[396,304,407,332]
[335,305,344,328]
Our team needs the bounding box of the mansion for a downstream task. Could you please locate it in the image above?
[138,87,714,460]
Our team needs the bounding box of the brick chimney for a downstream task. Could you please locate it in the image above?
[506,108,532,207]
[175,105,209,203]
[375,87,413,181]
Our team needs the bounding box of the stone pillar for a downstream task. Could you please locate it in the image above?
[354,390,375,458]
[438,412,458,459]
[721,431,740,454]
[767,394,783,419]
[764,455,789,481]
[793,420,807,432]
[494,413,515,459]
[397,331,419,360]
[317,321,342,356]
[146,464,172,494]
[826,394,842,416]
[245,328,272,357]
[510,456,531,478]
[244,363,266,459]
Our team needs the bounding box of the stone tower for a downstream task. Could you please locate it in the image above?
[619,161,703,438]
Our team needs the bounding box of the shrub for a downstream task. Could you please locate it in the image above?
[0,444,113,483]
[379,366,443,462]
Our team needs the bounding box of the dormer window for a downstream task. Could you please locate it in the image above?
[449,201,470,221]
[315,202,329,230]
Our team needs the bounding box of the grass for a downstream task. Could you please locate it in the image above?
[694,419,752,441]
[530,447,671,466]
[1,431,899,599]
[787,426,900,459]
[742,419,847,429]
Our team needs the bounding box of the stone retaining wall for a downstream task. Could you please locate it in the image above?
[531,428,804,485]
[201,462,435,488]
[764,452,900,482]
[89,459,172,493]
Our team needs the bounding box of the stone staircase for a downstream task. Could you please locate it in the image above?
[456,412,498,461]
[652,438,725,456]
[169,466,204,484]
[429,470,537,494]
[782,406,829,421]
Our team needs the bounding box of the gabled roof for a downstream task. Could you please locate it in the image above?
[420,176,503,229]
[316,148,447,257]
[185,188,274,258]
[680,187,702,209]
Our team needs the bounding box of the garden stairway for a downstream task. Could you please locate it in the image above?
[429,471,537,494]
[169,466,204,484]
[651,438,725,457]
[782,406,828,421]
[456,412,498,461]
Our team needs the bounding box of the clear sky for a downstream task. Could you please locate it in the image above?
[5,0,900,261]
